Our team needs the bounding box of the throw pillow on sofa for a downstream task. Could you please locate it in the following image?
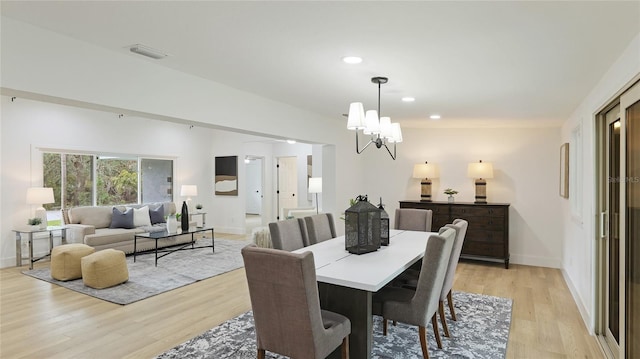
[110,207,135,229]
[131,206,152,227]
[149,204,165,224]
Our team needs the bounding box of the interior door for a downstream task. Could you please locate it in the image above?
[245,157,263,215]
[277,156,297,220]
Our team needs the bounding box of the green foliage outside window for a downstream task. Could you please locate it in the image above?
[43,152,171,210]
[96,158,138,205]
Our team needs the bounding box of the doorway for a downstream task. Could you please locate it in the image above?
[245,156,264,234]
[277,156,298,220]
[597,80,640,358]
[245,157,263,215]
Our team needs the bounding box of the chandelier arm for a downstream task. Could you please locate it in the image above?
[382,142,397,160]
[377,81,381,115]
[355,131,375,154]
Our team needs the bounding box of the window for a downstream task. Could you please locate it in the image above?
[43,151,173,212]
[96,156,138,205]
[43,153,94,210]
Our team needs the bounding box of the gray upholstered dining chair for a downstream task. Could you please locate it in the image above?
[394,208,433,231]
[394,219,468,338]
[437,219,468,336]
[241,245,351,359]
[372,228,455,359]
[304,213,337,245]
[268,218,309,251]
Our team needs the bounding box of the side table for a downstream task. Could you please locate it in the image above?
[189,212,207,227]
[13,226,67,269]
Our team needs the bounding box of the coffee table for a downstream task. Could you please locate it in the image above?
[133,227,214,266]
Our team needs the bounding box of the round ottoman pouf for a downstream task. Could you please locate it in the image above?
[81,249,129,289]
[50,243,95,281]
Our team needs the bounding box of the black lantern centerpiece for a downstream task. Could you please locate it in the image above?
[345,195,381,254]
[378,197,390,246]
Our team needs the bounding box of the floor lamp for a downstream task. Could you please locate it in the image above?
[308,177,322,214]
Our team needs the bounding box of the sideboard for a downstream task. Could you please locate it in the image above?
[399,201,511,268]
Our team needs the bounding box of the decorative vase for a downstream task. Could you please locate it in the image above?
[181,201,190,231]
[166,215,178,233]
[448,195,455,203]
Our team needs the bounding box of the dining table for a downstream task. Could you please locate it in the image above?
[293,229,436,359]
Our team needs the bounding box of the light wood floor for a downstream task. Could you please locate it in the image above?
[1,233,604,359]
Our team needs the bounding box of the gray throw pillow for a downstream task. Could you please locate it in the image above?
[110,207,134,229]
[149,204,165,224]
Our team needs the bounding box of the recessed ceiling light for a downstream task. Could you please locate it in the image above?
[286,139,297,144]
[430,114,441,120]
[342,56,363,64]
[402,97,415,102]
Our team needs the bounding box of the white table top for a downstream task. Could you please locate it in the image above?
[293,229,436,292]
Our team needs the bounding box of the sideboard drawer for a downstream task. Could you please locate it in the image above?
[465,230,505,243]
[467,217,506,231]
[462,241,505,258]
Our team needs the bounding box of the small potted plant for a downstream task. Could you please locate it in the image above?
[27,217,42,230]
[444,188,458,203]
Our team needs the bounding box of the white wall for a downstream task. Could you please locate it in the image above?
[0,97,215,266]
[560,33,640,333]
[361,127,564,268]
[2,13,619,284]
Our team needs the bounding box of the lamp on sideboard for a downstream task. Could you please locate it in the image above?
[26,187,54,229]
[412,162,437,202]
[308,177,322,214]
[467,160,494,203]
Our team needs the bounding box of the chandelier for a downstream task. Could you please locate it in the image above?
[346,76,403,160]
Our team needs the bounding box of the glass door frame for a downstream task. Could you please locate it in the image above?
[596,78,640,359]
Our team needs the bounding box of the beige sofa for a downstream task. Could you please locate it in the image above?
[64,202,194,254]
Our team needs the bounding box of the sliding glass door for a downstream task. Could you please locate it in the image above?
[603,106,621,356]
[622,84,640,358]
[598,80,640,358]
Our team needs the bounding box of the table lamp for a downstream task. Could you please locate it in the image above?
[412,162,437,202]
[308,177,322,214]
[467,160,494,203]
[26,187,54,229]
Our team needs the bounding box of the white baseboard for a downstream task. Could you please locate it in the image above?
[1,257,17,269]
[510,253,562,268]
[214,226,246,235]
[561,267,594,335]
[1,248,51,269]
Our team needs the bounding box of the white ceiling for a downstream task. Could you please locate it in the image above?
[2,1,639,128]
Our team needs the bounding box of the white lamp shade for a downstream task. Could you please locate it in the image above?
[180,185,198,197]
[308,177,322,193]
[363,110,380,135]
[346,102,366,130]
[379,117,393,139]
[26,187,54,205]
[467,161,494,179]
[388,122,403,143]
[413,163,437,179]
